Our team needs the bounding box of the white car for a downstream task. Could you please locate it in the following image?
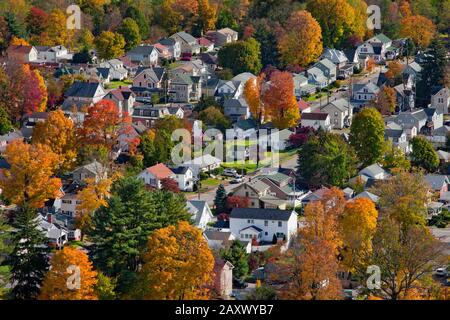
[435,267,448,277]
[223,169,237,177]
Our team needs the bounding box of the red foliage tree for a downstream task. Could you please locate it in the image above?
[289,126,316,148]
[226,196,250,210]
[161,177,180,193]
[26,7,49,36]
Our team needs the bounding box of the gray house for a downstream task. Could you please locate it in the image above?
[223,98,250,122]
[320,98,353,129]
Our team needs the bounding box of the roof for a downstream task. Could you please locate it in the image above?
[136,67,165,82]
[322,98,352,112]
[204,230,233,241]
[385,128,404,138]
[171,166,190,174]
[359,163,386,178]
[7,45,34,55]
[65,81,103,98]
[243,179,270,193]
[172,31,197,44]
[424,174,449,190]
[301,112,329,120]
[438,150,450,162]
[353,82,380,94]
[158,38,177,46]
[322,48,348,64]
[354,191,379,203]
[298,99,310,111]
[127,44,156,56]
[316,58,336,72]
[187,200,211,225]
[184,154,222,168]
[406,62,422,73]
[73,160,104,175]
[198,37,214,46]
[146,163,174,180]
[370,33,391,44]
[240,225,264,233]
[223,98,248,108]
[230,208,294,221]
[201,53,218,65]
[231,72,256,84]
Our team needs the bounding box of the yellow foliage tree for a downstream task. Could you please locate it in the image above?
[76,177,112,232]
[243,74,265,123]
[339,198,378,271]
[0,141,62,208]
[278,10,323,67]
[134,221,214,300]
[400,15,436,48]
[10,36,30,46]
[33,69,48,112]
[39,246,98,300]
[32,110,77,172]
[46,9,70,46]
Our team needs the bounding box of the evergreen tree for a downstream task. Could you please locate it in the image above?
[4,12,25,38]
[0,211,12,299]
[88,176,189,293]
[220,240,249,280]
[214,184,227,214]
[0,105,13,135]
[8,206,49,299]
[410,136,439,172]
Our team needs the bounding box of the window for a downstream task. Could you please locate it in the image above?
[278,221,282,227]
[265,232,268,236]
[264,221,268,226]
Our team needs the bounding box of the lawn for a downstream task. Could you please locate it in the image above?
[304,92,326,102]
[105,80,132,89]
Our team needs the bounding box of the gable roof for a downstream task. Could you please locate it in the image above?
[354,191,379,203]
[127,45,156,56]
[73,160,104,175]
[204,230,233,241]
[146,163,174,180]
[7,45,34,55]
[359,163,386,178]
[65,81,103,98]
[369,33,391,44]
[172,31,197,44]
[230,208,294,221]
[424,174,449,190]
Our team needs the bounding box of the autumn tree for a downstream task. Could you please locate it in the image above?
[410,136,439,172]
[39,246,98,300]
[95,31,125,60]
[375,86,396,115]
[0,141,61,209]
[195,0,217,35]
[133,221,214,300]
[381,141,411,172]
[349,107,385,167]
[226,195,250,210]
[218,38,262,76]
[385,60,405,84]
[400,15,436,48]
[117,18,141,52]
[9,36,29,46]
[198,106,231,131]
[161,177,180,193]
[124,5,149,39]
[262,70,300,129]
[366,57,376,73]
[278,10,323,67]
[339,198,378,272]
[45,9,70,47]
[267,195,342,300]
[32,109,77,172]
[243,74,265,123]
[25,6,49,37]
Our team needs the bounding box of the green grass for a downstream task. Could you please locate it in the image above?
[167,61,183,70]
[200,177,221,187]
[106,80,132,89]
[304,93,325,102]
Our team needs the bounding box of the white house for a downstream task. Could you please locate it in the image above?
[352,82,380,104]
[320,98,353,129]
[171,166,194,191]
[126,44,159,66]
[230,208,297,244]
[431,86,450,115]
[204,230,236,250]
[183,154,222,177]
[170,31,200,55]
[187,200,214,230]
[36,45,72,63]
[138,163,175,189]
[300,112,331,131]
[99,59,128,80]
[62,81,106,122]
[359,163,389,180]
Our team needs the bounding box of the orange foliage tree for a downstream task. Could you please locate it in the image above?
[243,74,265,123]
[133,221,214,299]
[278,10,323,67]
[262,70,300,129]
[375,86,396,115]
[10,36,30,46]
[32,109,77,172]
[0,141,61,208]
[39,246,98,300]
[400,15,436,48]
[366,57,376,73]
[385,60,404,82]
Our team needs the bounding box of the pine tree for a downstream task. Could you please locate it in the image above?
[0,211,12,299]
[220,241,249,280]
[9,206,49,299]
[214,184,227,214]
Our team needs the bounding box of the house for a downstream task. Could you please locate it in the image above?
[223,98,250,122]
[132,104,171,128]
[20,112,49,139]
[300,112,331,131]
[104,87,136,116]
[36,45,72,63]
[153,43,172,61]
[170,31,200,55]
[424,108,444,130]
[395,109,441,135]
[403,62,422,81]
[394,83,415,112]
[99,59,128,80]
[232,179,271,209]
[320,98,353,129]
[132,67,166,101]
[424,174,449,199]
[431,86,450,115]
[197,37,214,52]
[206,28,238,46]
[168,106,185,118]
[187,200,214,230]
[314,58,337,83]
[171,166,194,191]
[204,230,236,250]
[293,73,315,97]
[385,128,411,153]
[353,191,380,203]
[0,130,23,153]
[182,154,222,176]
[200,53,218,72]
[62,81,106,121]
[126,44,159,66]
[364,33,392,61]
[427,125,450,146]
[438,150,450,164]
[85,67,111,84]
[213,259,234,298]
[6,45,37,63]
[169,74,201,102]
[60,182,83,218]
[72,161,106,183]
[229,208,297,244]
[359,163,389,180]
[118,55,139,75]
[215,80,243,100]
[307,67,328,89]
[37,215,68,247]
[322,48,348,68]
[158,38,181,60]
[138,163,175,189]
[352,82,380,104]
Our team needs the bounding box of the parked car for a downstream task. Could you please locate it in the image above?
[337,86,348,92]
[230,177,243,184]
[223,168,237,177]
[435,267,448,277]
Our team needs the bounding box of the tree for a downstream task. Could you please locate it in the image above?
[0,105,13,135]
[226,196,250,210]
[306,0,358,48]
[375,86,396,115]
[124,5,149,39]
[9,36,29,46]
[161,177,180,193]
[220,240,249,280]
[243,74,265,123]
[76,177,112,233]
[32,109,77,172]
[216,9,238,30]
[0,141,61,209]
[195,0,217,35]
[296,131,357,188]
[349,107,385,167]
[95,272,117,300]
[8,206,49,299]
[214,184,227,214]
[369,218,445,300]
[133,221,214,300]
[289,127,316,148]
[117,18,141,52]
[366,57,376,73]
[410,136,439,172]
[45,9,70,46]
[278,10,323,67]
[0,211,12,299]
[339,198,378,272]
[95,31,125,60]
[381,141,411,172]
[25,6,49,36]
[198,106,231,131]
[400,15,436,48]
[39,246,98,300]
[88,177,190,293]
[385,60,404,83]
[153,2,183,34]
[262,70,300,129]
[267,196,342,300]
[218,38,262,76]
